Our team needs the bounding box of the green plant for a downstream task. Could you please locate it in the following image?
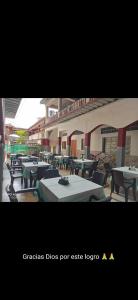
[15,130,28,144]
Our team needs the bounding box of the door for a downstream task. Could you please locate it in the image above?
[71,140,77,157]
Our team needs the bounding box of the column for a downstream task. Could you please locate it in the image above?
[42,131,50,152]
[0,98,5,202]
[45,105,49,119]
[116,128,126,167]
[58,98,63,117]
[57,137,61,154]
[84,132,91,158]
[67,136,71,156]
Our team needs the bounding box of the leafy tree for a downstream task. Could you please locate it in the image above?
[15,130,28,144]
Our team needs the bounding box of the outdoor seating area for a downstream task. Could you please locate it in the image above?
[1,98,138,202]
[2,151,138,202]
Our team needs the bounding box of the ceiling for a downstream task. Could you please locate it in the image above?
[4,98,22,118]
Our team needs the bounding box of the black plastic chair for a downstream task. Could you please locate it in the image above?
[6,184,41,202]
[30,166,50,187]
[89,195,111,202]
[43,169,60,179]
[6,162,22,172]
[83,161,98,178]
[88,171,105,186]
[111,170,136,202]
[69,159,80,175]
[6,163,23,187]
[104,163,112,185]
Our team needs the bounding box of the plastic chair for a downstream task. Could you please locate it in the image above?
[88,171,105,186]
[89,195,111,202]
[111,170,136,202]
[6,184,41,202]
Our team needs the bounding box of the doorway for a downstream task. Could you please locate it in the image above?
[71,140,77,157]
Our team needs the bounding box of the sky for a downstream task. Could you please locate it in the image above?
[5,98,46,129]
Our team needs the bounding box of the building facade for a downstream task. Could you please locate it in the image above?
[28,117,46,146]
[28,98,138,166]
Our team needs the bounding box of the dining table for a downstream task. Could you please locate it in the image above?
[73,159,95,170]
[112,166,138,201]
[38,175,106,202]
[22,161,51,188]
[19,156,39,163]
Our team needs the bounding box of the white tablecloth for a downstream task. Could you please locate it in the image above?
[112,167,138,178]
[112,167,138,201]
[22,162,50,179]
[73,159,95,170]
[55,156,69,159]
[19,156,38,162]
[38,175,105,202]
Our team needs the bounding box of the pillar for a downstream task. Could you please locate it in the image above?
[67,136,71,156]
[85,132,91,158]
[57,137,61,154]
[45,105,49,119]
[42,131,50,152]
[58,98,63,117]
[116,128,126,167]
[0,98,5,202]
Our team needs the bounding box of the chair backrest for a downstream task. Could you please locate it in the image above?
[92,171,105,186]
[111,170,124,187]
[88,161,99,177]
[6,162,11,171]
[104,163,112,172]
[37,166,50,180]
[89,195,111,202]
[6,184,41,202]
[16,154,24,158]
[6,184,18,202]
[92,161,99,170]
[44,169,60,179]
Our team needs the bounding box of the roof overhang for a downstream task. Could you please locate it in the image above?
[4,98,22,118]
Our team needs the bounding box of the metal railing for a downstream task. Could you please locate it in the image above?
[46,98,97,125]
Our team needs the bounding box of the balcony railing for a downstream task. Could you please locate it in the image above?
[45,98,98,125]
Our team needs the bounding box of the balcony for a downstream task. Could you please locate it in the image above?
[45,98,120,126]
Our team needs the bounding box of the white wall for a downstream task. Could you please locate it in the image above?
[61,129,138,157]
[45,99,138,156]
[90,129,138,156]
[129,131,138,156]
[48,98,138,135]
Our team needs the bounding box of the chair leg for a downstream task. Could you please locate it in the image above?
[21,177,23,185]
[124,189,129,203]
[30,178,32,188]
[34,179,37,187]
[104,172,108,185]
[11,177,14,187]
[132,184,136,201]
[24,178,28,188]
[115,184,120,194]
[82,170,85,177]
[111,179,114,194]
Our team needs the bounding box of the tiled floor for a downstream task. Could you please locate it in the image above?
[2,163,136,202]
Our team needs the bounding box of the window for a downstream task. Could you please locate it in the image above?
[103,136,131,155]
[62,141,66,150]
[81,139,84,151]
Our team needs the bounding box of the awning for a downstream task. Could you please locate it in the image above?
[4,98,22,118]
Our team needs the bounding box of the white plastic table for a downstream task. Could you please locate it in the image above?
[112,167,138,178]
[22,161,50,179]
[73,159,95,170]
[112,167,138,201]
[38,175,106,202]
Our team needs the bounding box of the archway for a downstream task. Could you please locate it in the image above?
[67,130,84,157]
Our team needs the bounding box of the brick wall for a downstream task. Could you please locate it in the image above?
[125,155,138,167]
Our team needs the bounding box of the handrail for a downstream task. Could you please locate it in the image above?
[46,98,97,125]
